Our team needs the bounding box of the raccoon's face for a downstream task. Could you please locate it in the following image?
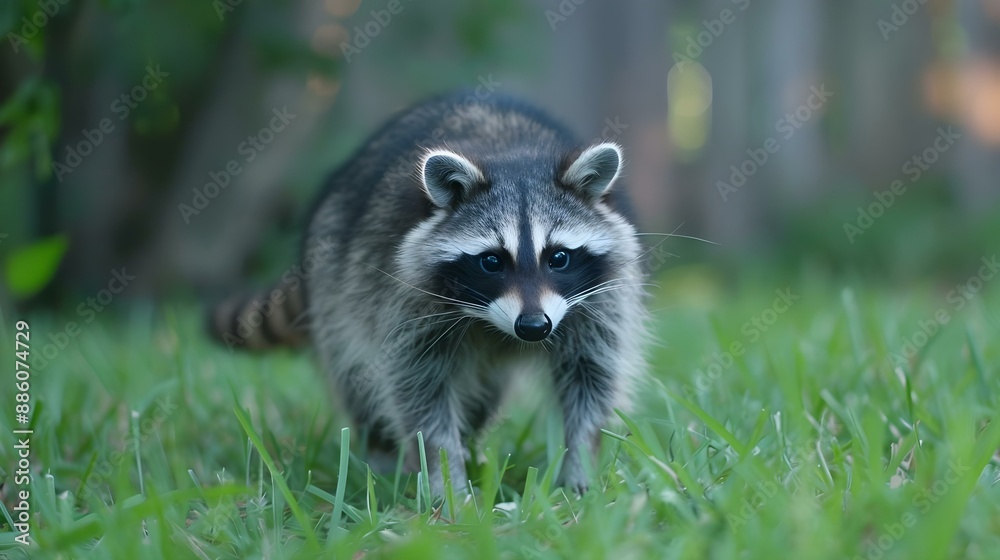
[398,142,641,343]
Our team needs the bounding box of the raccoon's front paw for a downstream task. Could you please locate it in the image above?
[567,479,589,496]
[559,463,591,496]
[365,447,401,475]
[429,469,471,499]
[428,451,470,498]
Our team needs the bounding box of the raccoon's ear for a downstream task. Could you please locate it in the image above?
[420,149,485,208]
[561,142,623,201]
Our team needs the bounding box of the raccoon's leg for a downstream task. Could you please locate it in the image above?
[361,417,400,475]
[551,355,613,494]
[456,357,510,435]
[458,370,510,466]
[388,352,470,497]
[551,312,640,494]
[400,391,467,497]
[332,362,400,474]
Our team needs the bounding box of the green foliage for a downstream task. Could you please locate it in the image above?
[4,234,67,297]
[0,78,60,179]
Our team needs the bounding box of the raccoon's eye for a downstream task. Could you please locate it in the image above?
[549,249,571,270]
[479,253,503,273]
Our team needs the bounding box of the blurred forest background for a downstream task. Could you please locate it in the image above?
[1,0,999,306]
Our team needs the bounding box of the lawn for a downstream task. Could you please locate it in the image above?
[1,264,999,559]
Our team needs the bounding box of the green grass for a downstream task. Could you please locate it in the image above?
[1,266,999,559]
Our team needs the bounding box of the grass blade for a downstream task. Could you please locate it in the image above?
[232,403,320,552]
[327,427,351,544]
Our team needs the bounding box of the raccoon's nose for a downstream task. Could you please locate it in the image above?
[514,313,552,342]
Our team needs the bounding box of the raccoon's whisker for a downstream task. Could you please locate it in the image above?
[567,281,645,306]
[545,328,564,348]
[574,303,609,324]
[412,316,469,365]
[580,310,605,325]
[584,280,659,295]
[634,231,719,246]
[637,248,680,261]
[566,278,634,302]
[621,222,694,269]
[570,281,657,303]
[562,273,613,299]
[453,317,474,348]
[383,311,464,345]
[481,325,504,343]
[431,274,493,307]
[571,277,657,298]
[400,314,467,335]
[567,287,627,306]
[365,264,488,311]
[439,316,473,376]
[374,315,468,360]
[569,277,630,295]
[626,222,684,270]
[626,243,676,269]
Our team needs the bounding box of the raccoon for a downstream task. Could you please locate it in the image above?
[211,92,648,495]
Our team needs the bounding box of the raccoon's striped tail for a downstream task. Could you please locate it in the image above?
[208,277,309,351]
